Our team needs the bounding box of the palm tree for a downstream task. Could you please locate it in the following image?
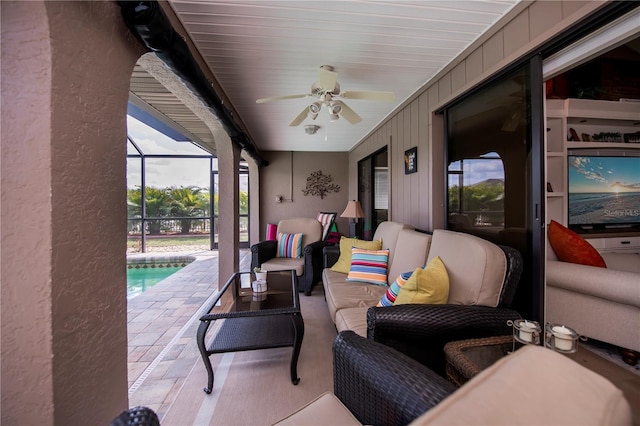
[168,186,206,234]
[127,186,172,234]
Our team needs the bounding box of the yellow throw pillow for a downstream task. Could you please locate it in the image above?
[330,237,382,274]
[394,257,449,305]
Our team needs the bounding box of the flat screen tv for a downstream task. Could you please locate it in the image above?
[567,155,640,230]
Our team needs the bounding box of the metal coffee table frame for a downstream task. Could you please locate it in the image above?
[197,270,304,394]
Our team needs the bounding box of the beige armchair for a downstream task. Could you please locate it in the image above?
[251,218,324,295]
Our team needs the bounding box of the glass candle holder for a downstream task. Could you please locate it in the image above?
[508,319,541,346]
[545,323,579,353]
[252,279,267,293]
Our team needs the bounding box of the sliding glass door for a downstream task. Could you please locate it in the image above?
[444,60,545,321]
[358,147,389,240]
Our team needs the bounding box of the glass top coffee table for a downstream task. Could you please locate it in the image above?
[196,270,304,394]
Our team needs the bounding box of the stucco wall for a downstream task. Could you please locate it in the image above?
[1,1,142,424]
[260,151,349,236]
[349,0,606,231]
[1,2,56,423]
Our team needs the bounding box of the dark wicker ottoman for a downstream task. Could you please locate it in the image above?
[444,335,516,387]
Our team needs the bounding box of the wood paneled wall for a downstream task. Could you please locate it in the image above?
[349,0,605,232]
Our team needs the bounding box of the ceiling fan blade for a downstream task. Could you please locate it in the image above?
[341,91,396,102]
[337,101,362,124]
[289,107,310,127]
[256,94,309,104]
[319,67,338,92]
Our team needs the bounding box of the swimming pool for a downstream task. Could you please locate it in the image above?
[127,266,183,299]
[126,255,195,299]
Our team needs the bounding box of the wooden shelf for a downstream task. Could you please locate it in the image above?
[566,142,640,149]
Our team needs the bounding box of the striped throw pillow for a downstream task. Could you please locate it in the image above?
[316,212,336,241]
[277,232,303,258]
[346,247,390,286]
[377,271,413,306]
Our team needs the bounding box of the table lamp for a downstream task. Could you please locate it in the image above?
[340,200,365,238]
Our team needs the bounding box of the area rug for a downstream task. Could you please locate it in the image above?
[161,290,337,426]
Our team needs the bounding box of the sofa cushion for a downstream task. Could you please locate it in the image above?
[323,270,387,322]
[377,271,413,307]
[261,257,304,276]
[372,221,414,267]
[427,230,506,307]
[387,229,432,286]
[335,307,369,337]
[394,257,449,305]
[548,220,606,268]
[277,217,323,248]
[330,237,382,274]
[274,392,362,426]
[346,248,390,286]
[412,345,632,425]
[277,232,304,258]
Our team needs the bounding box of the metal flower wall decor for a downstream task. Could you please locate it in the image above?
[302,170,340,199]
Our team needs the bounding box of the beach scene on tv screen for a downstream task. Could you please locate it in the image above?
[568,156,640,226]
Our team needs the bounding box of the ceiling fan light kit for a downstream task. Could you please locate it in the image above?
[256,65,396,127]
[304,125,320,135]
[309,101,322,114]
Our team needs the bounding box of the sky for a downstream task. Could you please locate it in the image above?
[449,155,505,186]
[568,156,640,193]
[127,116,215,190]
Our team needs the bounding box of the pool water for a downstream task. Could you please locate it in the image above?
[127,266,183,299]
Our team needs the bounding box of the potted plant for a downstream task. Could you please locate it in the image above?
[253,267,267,282]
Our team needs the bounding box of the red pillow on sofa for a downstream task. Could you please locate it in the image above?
[548,220,606,268]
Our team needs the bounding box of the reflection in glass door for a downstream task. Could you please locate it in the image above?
[358,147,388,240]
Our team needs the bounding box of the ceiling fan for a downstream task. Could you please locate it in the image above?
[256,65,396,127]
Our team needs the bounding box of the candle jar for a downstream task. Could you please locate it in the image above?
[252,279,267,293]
[508,319,542,346]
[545,323,579,353]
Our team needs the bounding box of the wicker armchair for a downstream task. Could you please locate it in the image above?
[110,406,159,426]
[333,330,457,425]
[251,218,325,295]
[366,245,524,377]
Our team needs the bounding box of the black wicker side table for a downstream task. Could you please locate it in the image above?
[444,335,517,387]
[197,270,304,394]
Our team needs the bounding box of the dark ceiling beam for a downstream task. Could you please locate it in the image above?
[118,1,268,166]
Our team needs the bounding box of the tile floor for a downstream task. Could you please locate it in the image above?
[126,249,639,422]
[126,249,252,419]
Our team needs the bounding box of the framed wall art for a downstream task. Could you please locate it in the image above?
[404,147,417,174]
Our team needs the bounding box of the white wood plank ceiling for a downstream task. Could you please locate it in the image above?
[141,1,521,152]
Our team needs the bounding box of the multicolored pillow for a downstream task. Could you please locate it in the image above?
[394,256,450,305]
[330,237,382,273]
[276,232,303,258]
[346,248,390,286]
[548,220,606,268]
[377,271,413,307]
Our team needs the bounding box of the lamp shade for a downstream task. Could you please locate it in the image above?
[340,200,365,219]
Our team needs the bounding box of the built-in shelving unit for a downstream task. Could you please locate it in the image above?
[544,98,640,245]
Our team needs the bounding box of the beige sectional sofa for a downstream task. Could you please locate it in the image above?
[322,221,517,337]
[546,248,640,352]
